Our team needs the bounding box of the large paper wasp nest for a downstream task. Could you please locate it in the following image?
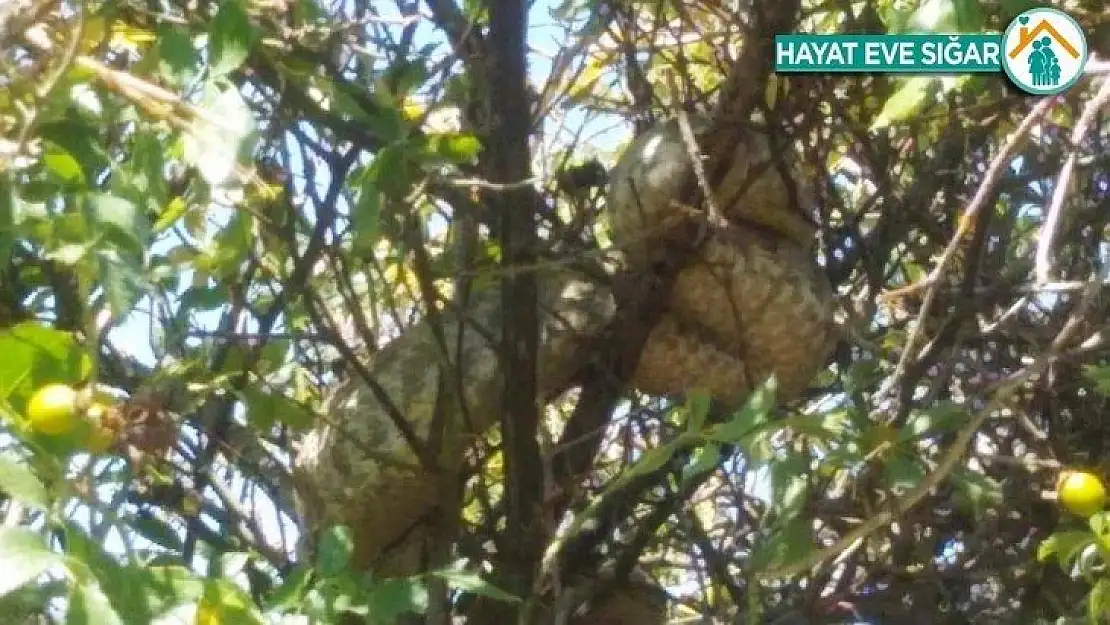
[608,116,835,405]
[293,115,836,617]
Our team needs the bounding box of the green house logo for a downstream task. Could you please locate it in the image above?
[1001,8,1088,95]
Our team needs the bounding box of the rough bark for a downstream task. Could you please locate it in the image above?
[293,113,836,619]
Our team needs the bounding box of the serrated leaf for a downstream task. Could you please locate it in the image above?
[0,454,49,510]
[208,0,254,78]
[0,527,63,598]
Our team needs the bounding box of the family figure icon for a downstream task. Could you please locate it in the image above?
[1028,37,1061,87]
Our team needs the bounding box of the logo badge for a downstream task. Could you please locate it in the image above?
[1001,8,1088,95]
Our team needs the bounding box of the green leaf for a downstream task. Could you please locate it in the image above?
[64,527,206,624]
[130,515,185,554]
[68,581,125,625]
[198,580,266,625]
[769,454,809,520]
[154,197,190,235]
[684,389,711,433]
[239,385,312,431]
[844,359,883,395]
[1090,512,1110,554]
[899,401,966,442]
[87,193,149,252]
[750,518,814,572]
[624,442,678,480]
[265,565,313,611]
[96,249,148,320]
[38,120,110,185]
[1090,578,1110,622]
[952,0,983,30]
[950,467,1003,519]
[429,569,520,603]
[682,443,721,483]
[871,77,935,131]
[428,133,482,164]
[157,25,197,87]
[367,143,417,200]
[43,148,86,185]
[0,454,49,511]
[1084,363,1110,398]
[706,377,776,442]
[0,527,63,598]
[180,285,228,313]
[881,452,927,495]
[1037,530,1091,565]
[208,0,255,78]
[365,577,429,624]
[316,526,354,578]
[354,174,382,252]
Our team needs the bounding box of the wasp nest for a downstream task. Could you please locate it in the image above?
[608,116,836,405]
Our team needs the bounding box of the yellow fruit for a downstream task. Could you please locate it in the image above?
[1057,470,1108,518]
[26,383,80,435]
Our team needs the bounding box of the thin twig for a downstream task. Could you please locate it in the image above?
[1034,76,1110,283]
